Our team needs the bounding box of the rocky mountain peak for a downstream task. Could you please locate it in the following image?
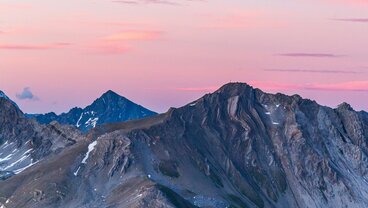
[30,90,157,132]
[216,82,254,96]
[89,90,130,109]
[0,90,19,109]
[101,89,119,97]
[99,90,125,101]
[0,95,23,119]
[337,102,354,111]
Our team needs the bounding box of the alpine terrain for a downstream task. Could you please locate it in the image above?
[0,91,84,181]
[1,83,368,208]
[28,90,157,131]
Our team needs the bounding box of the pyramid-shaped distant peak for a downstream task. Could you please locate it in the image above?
[102,90,119,97]
[99,90,128,101]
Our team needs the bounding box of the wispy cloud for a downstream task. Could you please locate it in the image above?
[176,86,218,92]
[177,81,368,93]
[278,53,344,58]
[264,69,360,74]
[112,0,204,6]
[250,81,368,92]
[112,0,180,5]
[332,18,368,23]
[201,14,255,29]
[85,30,162,54]
[103,30,162,41]
[0,3,32,9]
[0,42,71,50]
[85,44,131,55]
[112,0,139,4]
[199,12,284,30]
[327,0,368,6]
[16,87,39,101]
[94,21,149,27]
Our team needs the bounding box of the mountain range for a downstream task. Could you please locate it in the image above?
[27,90,157,132]
[1,83,368,208]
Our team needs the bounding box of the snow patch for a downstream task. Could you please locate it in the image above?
[21,149,32,156]
[85,117,99,128]
[81,141,98,164]
[76,113,83,127]
[1,141,12,149]
[0,154,14,162]
[4,155,30,170]
[74,166,81,176]
[13,160,38,174]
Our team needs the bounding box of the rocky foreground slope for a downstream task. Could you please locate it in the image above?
[1,83,368,208]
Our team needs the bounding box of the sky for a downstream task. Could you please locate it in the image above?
[0,0,367,114]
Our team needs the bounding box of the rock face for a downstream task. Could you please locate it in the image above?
[28,90,157,132]
[0,91,19,109]
[0,94,84,181]
[1,83,368,208]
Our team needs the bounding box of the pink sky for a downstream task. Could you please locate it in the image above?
[0,0,367,113]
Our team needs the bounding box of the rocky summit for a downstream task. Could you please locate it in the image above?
[28,90,157,132]
[1,83,368,208]
[0,93,84,182]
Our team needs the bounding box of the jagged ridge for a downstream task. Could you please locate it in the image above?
[1,83,368,208]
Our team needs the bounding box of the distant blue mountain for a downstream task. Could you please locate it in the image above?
[27,90,156,131]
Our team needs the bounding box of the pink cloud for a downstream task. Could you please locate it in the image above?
[85,43,131,55]
[112,0,182,5]
[264,69,359,74]
[0,3,32,9]
[0,43,71,50]
[103,30,162,41]
[0,28,33,36]
[76,20,150,28]
[177,81,368,94]
[278,53,344,58]
[333,18,368,23]
[329,0,368,6]
[249,81,368,92]
[200,14,260,29]
[84,30,162,54]
[176,86,219,92]
[101,21,149,27]
[199,11,285,30]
